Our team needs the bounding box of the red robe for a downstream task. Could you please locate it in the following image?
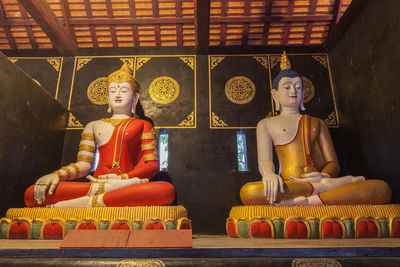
[25,118,175,207]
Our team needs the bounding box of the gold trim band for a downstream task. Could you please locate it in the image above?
[68,163,80,177]
[77,153,94,163]
[79,143,96,153]
[60,166,72,178]
[81,132,95,141]
[52,170,62,179]
[141,140,157,151]
[142,128,155,140]
[143,151,158,162]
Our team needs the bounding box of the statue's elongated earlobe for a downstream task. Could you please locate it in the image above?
[107,106,111,113]
[300,91,306,111]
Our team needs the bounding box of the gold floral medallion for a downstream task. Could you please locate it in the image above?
[224,76,256,104]
[149,76,180,104]
[301,76,315,103]
[87,77,108,105]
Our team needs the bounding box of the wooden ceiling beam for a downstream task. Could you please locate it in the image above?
[83,0,98,47]
[332,0,343,25]
[194,0,210,54]
[16,2,37,49]
[176,0,183,46]
[0,2,16,49]
[60,0,74,39]
[262,0,273,45]
[19,0,75,56]
[127,0,139,47]
[105,0,117,47]
[304,0,318,45]
[152,0,160,46]
[283,0,295,45]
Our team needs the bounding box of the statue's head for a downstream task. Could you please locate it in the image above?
[271,52,305,112]
[106,63,140,114]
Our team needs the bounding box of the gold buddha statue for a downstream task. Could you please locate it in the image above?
[240,52,392,206]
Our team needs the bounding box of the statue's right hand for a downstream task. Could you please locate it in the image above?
[33,173,60,204]
[262,173,284,204]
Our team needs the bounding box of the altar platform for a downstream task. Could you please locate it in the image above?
[1,235,400,266]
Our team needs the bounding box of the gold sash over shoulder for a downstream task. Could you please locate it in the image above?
[6,206,188,221]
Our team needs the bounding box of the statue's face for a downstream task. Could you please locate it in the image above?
[108,81,135,111]
[275,76,303,108]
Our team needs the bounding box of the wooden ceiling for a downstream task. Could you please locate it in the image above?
[0,0,352,55]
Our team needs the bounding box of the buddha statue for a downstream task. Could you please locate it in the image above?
[240,52,392,206]
[24,63,175,208]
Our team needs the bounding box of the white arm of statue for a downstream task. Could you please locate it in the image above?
[257,119,284,203]
[33,122,95,204]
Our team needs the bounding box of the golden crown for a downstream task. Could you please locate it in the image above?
[107,63,140,93]
[280,51,291,71]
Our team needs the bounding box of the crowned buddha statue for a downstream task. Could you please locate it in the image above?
[24,63,175,208]
[240,53,392,206]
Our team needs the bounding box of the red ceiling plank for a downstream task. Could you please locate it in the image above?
[194,0,210,54]
[262,0,272,45]
[105,0,117,47]
[0,2,16,49]
[19,0,75,55]
[304,0,318,45]
[176,0,183,46]
[84,0,98,47]
[16,2,37,49]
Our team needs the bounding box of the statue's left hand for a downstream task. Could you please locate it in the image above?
[34,173,60,204]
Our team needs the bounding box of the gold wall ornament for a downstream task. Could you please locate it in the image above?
[136,57,151,71]
[211,112,228,127]
[179,56,194,70]
[325,111,338,126]
[87,77,108,105]
[149,76,180,104]
[76,58,92,71]
[312,55,328,68]
[301,76,315,103]
[33,79,41,87]
[178,111,195,127]
[270,55,281,69]
[47,58,61,72]
[225,76,256,105]
[68,112,83,127]
[116,259,165,267]
[210,56,225,70]
[9,58,18,63]
[120,58,135,72]
[253,56,269,69]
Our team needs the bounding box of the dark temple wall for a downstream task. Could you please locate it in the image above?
[3,48,340,234]
[328,0,400,203]
[0,52,67,217]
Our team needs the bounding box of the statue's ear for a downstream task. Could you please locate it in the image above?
[132,93,140,114]
[300,91,306,111]
[271,89,280,112]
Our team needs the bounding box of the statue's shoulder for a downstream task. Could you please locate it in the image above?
[258,115,279,128]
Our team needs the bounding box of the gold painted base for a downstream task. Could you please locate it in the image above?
[226,204,400,239]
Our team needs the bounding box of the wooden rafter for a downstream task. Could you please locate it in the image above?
[105,0,117,47]
[60,0,74,39]
[0,2,16,49]
[16,2,37,49]
[127,0,139,47]
[19,0,75,55]
[84,0,98,47]
[242,0,251,46]
[283,0,295,45]
[262,0,273,45]
[194,0,210,54]
[152,0,160,46]
[304,0,318,45]
[220,0,228,46]
[332,0,343,25]
[176,0,183,46]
